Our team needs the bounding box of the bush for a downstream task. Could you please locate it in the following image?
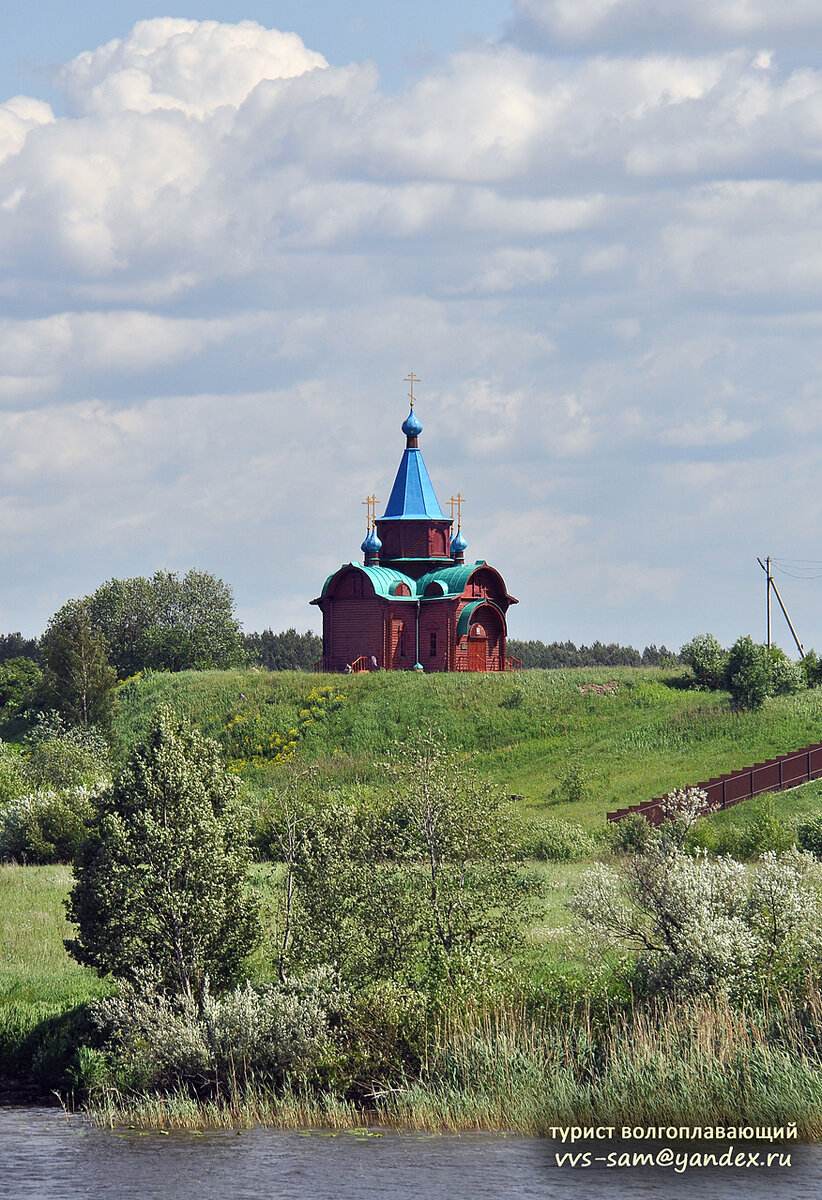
[691,800,795,860]
[801,650,822,689]
[797,814,822,857]
[86,971,340,1096]
[0,742,25,805]
[680,633,727,691]
[572,831,822,1000]
[0,784,101,864]
[608,812,655,855]
[767,647,804,696]
[518,816,598,861]
[555,763,592,805]
[725,636,771,710]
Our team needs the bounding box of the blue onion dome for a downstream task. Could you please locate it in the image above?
[402,407,423,438]
[361,527,382,554]
[450,528,468,555]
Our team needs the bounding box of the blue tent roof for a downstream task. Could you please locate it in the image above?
[381,447,445,520]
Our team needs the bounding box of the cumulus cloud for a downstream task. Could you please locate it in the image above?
[59,19,328,118]
[2,12,822,648]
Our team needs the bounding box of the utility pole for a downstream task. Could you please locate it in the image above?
[757,557,805,659]
[766,554,771,648]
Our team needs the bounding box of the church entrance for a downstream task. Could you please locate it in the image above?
[468,623,488,672]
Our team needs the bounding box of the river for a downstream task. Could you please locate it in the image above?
[1,1108,819,1199]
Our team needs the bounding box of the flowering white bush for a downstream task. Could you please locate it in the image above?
[0,780,109,863]
[572,800,822,999]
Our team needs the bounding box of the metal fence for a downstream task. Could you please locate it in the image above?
[607,742,822,825]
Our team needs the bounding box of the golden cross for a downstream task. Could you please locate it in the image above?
[403,371,420,407]
[449,493,466,527]
[361,493,378,528]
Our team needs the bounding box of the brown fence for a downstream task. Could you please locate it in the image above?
[607,741,822,825]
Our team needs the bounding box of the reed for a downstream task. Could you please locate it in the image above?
[83,993,822,1135]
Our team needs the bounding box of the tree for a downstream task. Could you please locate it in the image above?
[0,657,44,718]
[65,706,260,1003]
[79,570,246,676]
[0,632,41,665]
[285,732,530,990]
[725,635,772,709]
[40,601,117,728]
[243,628,323,671]
[680,633,728,690]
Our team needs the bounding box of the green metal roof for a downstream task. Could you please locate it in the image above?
[415,561,485,598]
[317,559,495,604]
[456,599,505,638]
[317,562,418,600]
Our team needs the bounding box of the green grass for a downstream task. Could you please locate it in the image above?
[0,864,111,1078]
[113,667,822,828]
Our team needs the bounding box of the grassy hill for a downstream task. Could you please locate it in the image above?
[113,665,822,827]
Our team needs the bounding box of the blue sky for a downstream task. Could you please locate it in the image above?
[2,1,822,654]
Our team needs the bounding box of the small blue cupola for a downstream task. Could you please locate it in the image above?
[361,526,382,565]
[450,527,468,564]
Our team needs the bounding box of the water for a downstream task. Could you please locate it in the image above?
[1,1108,820,1200]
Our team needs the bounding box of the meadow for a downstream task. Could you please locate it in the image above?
[4,664,822,1126]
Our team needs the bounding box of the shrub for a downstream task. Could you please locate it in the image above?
[572,831,822,1000]
[518,816,598,861]
[767,647,804,696]
[23,712,110,787]
[86,971,341,1095]
[680,633,728,691]
[0,742,25,805]
[797,814,822,857]
[801,650,822,689]
[0,784,101,864]
[725,636,771,710]
[555,763,592,805]
[608,812,655,855]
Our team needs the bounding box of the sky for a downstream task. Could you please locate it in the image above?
[2,2,822,653]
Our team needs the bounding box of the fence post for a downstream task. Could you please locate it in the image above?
[722,778,726,808]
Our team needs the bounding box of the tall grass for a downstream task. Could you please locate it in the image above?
[84,993,822,1134]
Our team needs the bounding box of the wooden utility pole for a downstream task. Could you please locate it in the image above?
[766,554,771,648]
[757,557,805,659]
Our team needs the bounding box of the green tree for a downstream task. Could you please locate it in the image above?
[0,657,44,718]
[725,635,773,709]
[65,706,260,1003]
[243,628,323,671]
[285,732,530,990]
[680,633,728,690]
[80,570,246,676]
[40,601,117,728]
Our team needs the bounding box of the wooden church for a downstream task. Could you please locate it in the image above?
[311,381,518,672]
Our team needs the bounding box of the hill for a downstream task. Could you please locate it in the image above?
[113,665,822,827]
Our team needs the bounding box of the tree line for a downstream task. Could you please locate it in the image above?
[0,571,322,729]
[507,638,681,669]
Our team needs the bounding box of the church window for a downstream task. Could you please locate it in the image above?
[429,630,437,657]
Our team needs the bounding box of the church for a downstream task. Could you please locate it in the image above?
[311,382,518,672]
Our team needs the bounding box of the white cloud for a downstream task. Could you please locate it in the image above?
[3,13,822,649]
[59,19,327,118]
